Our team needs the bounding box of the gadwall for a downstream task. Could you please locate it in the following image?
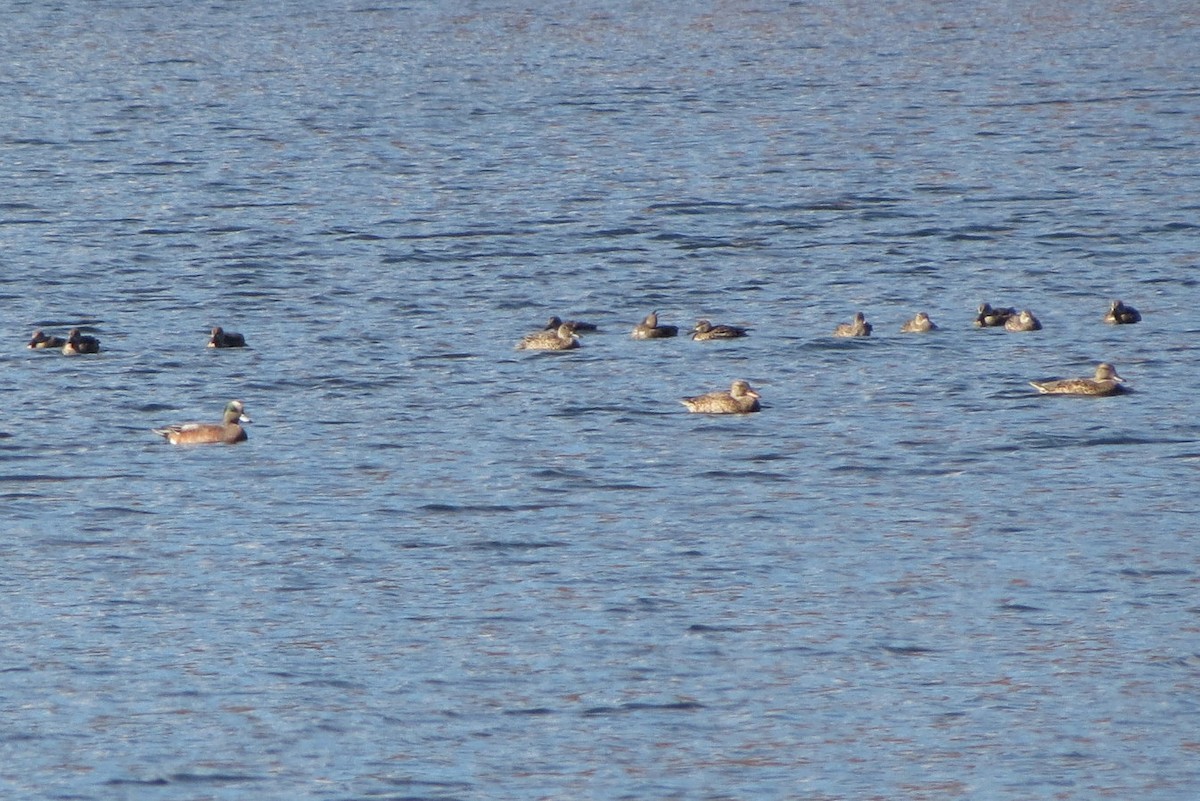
[631,311,678,339]
[691,319,749,340]
[545,315,597,332]
[153,400,251,445]
[1104,300,1141,325]
[208,326,246,348]
[517,323,580,351]
[1030,363,1127,396]
[681,380,761,414]
[975,303,1015,327]
[1004,309,1042,332]
[28,329,66,349]
[900,312,937,333]
[61,328,100,355]
[833,312,872,337]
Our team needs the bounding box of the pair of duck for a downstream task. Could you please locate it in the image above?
[833,311,940,336]
[631,311,749,341]
[28,328,101,355]
[974,304,1042,331]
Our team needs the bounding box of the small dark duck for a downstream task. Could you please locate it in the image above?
[691,319,749,341]
[1030,363,1127,396]
[900,312,937,333]
[517,323,580,351]
[1104,299,1141,325]
[1004,309,1042,332]
[208,326,246,348]
[544,315,597,333]
[62,328,100,355]
[833,312,872,337]
[681,380,761,414]
[154,400,251,445]
[975,303,1016,327]
[631,311,678,339]
[28,329,66,349]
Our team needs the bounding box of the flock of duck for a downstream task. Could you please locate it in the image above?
[515,299,1141,413]
[25,299,1139,444]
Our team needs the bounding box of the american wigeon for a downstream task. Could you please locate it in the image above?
[207,326,246,348]
[833,312,872,337]
[1104,299,1141,325]
[631,311,678,339]
[975,303,1015,327]
[691,319,749,340]
[61,328,100,355]
[681,380,761,414]
[900,312,937,333]
[545,315,597,332]
[153,400,251,444]
[1004,309,1042,332]
[517,323,580,351]
[1030,363,1127,396]
[28,329,66,349]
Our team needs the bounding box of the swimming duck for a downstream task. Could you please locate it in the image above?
[545,315,597,332]
[61,328,100,355]
[1004,309,1042,332]
[517,323,580,351]
[681,380,761,414]
[691,319,749,340]
[1104,299,1141,325]
[28,329,66,349]
[631,311,678,339]
[833,312,872,337]
[153,400,251,444]
[975,303,1016,327]
[208,326,246,348]
[1030,363,1127,396]
[686,376,758,410]
[899,312,937,333]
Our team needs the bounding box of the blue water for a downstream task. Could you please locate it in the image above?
[3,1,1199,799]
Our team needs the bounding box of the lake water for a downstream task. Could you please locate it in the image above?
[2,1,1199,799]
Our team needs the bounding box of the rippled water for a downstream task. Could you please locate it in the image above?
[3,1,1199,799]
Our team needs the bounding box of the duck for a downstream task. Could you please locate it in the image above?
[517,323,580,351]
[691,319,749,340]
[631,311,678,339]
[61,328,101,355]
[153,400,251,445]
[544,315,597,333]
[833,312,872,337]
[681,380,761,414]
[1030,363,1127,396]
[975,303,1015,327]
[1104,299,1141,325]
[1004,309,1042,332]
[28,329,66,349]
[207,326,246,348]
[899,312,937,333]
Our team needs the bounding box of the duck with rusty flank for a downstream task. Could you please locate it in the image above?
[153,400,251,445]
[1030,363,1128,396]
[28,329,67,349]
[975,303,1016,327]
[691,319,749,340]
[681,380,761,414]
[900,312,938,333]
[1104,299,1141,325]
[833,311,872,337]
[517,323,580,351]
[1004,309,1042,332]
[631,311,678,339]
[62,328,101,355]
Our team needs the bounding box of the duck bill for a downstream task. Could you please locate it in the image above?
[239,414,252,423]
